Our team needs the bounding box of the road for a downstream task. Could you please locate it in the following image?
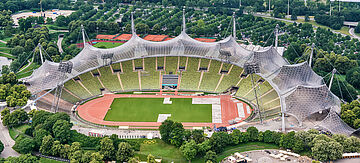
[0,40,6,44]
[252,12,349,38]
[0,118,20,158]
[57,35,64,54]
[349,28,360,40]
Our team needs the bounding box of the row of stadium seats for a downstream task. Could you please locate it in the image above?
[61,56,280,118]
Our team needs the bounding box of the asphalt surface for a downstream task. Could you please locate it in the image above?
[349,28,360,40]
[0,118,20,158]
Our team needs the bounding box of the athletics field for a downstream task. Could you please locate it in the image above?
[104,98,212,122]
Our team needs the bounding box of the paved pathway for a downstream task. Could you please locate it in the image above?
[349,28,360,40]
[252,12,349,37]
[0,40,6,44]
[57,35,64,53]
[0,117,20,158]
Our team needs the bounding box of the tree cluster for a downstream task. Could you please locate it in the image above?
[1,108,28,127]
[315,14,345,30]
[341,100,360,129]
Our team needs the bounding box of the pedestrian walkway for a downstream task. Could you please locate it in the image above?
[0,117,20,158]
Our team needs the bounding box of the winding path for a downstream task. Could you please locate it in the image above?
[349,28,360,40]
[0,116,20,158]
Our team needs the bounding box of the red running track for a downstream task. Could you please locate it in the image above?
[76,94,252,129]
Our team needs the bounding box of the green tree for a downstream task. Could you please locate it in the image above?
[99,137,115,161]
[305,15,310,22]
[135,23,150,34]
[341,110,356,128]
[52,120,71,143]
[17,153,38,162]
[353,119,360,129]
[90,152,104,163]
[280,131,296,149]
[312,140,343,161]
[246,127,259,141]
[81,151,92,163]
[291,14,297,20]
[13,136,35,154]
[180,140,197,162]
[204,150,216,162]
[0,140,4,154]
[152,24,161,34]
[346,67,360,89]
[147,154,157,163]
[116,142,134,162]
[51,140,62,157]
[33,128,49,150]
[128,157,140,163]
[55,15,67,27]
[355,21,360,33]
[40,135,54,155]
[343,136,360,153]
[60,144,71,159]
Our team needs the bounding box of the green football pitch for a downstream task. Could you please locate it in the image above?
[103,98,212,122]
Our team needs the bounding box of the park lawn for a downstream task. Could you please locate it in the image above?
[8,128,19,140]
[0,42,6,47]
[135,139,186,163]
[0,47,11,54]
[39,157,63,163]
[93,42,123,48]
[8,124,31,140]
[192,142,279,163]
[104,98,212,122]
[288,18,351,36]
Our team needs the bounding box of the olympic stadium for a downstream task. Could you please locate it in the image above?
[23,12,358,136]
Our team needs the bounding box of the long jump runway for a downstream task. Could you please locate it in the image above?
[76,94,252,128]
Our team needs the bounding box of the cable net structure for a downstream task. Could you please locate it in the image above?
[282,85,341,124]
[24,20,356,136]
[317,110,355,136]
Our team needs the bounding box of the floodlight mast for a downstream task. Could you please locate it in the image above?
[245,62,263,124]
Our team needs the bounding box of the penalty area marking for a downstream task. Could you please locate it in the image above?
[157,114,171,122]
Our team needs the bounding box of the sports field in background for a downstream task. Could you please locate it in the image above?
[103,98,212,122]
[93,42,124,48]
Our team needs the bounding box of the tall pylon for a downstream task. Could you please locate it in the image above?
[37,43,44,64]
[309,43,315,67]
[275,24,279,49]
[233,12,236,39]
[81,24,86,46]
[131,12,135,35]
[329,69,337,90]
[182,7,186,33]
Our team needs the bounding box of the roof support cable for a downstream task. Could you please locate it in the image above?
[335,75,344,100]
[336,72,356,102]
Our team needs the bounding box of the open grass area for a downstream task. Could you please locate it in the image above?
[193,142,279,162]
[8,124,31,140]
[285,18,351,36]
[135,139,279,163]
[135,139,186,162]
[104,98,212,122]
[93,42,123,48]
